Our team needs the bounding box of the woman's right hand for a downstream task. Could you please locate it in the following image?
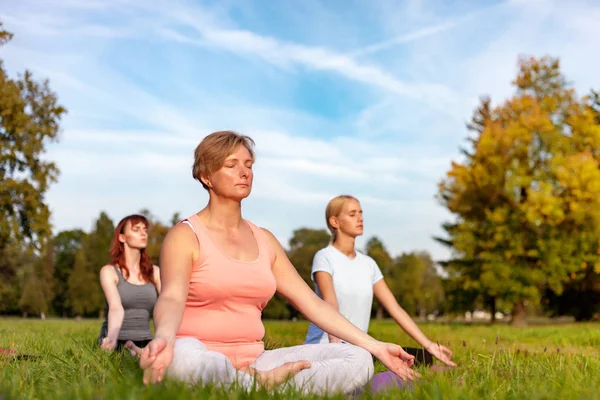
[139,337,175,384]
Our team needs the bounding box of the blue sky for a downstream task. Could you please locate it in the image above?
[1,0,599,261]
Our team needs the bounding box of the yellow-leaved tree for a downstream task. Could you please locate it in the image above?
[437,56,600,326]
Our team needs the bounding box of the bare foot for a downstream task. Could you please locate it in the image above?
[241,361,311,390]
[124,341,143,358]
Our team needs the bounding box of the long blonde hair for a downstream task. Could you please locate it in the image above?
[325,195,358,243]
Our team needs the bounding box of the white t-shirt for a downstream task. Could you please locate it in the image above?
[304,245,384,344]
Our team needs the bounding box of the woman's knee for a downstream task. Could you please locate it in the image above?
[345,345,375,381]
[298,345,374,394]
[172,337,207,360]
[168,338,233,384]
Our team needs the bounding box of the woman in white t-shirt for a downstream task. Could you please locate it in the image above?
[304,195,456,367]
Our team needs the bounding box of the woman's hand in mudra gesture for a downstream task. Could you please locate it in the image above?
[137,337,175,385]
[371,341,421,382]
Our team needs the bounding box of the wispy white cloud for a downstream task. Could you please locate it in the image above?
[25,66,204,136]
[351,20,459,57]
[261,158,368,180]
[5,0,462,115]
[348,6,489,59]
[348,1,507,60]
[248,131,342,160]
[154,22,461,115]
[62,128,445,186]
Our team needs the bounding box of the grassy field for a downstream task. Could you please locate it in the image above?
[1,319,599,399]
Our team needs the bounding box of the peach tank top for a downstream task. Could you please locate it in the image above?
[176,214,277,368]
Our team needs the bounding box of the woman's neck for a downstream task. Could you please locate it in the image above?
[333,235,356,258]
[201,196,243,229]
[124,246,141,272]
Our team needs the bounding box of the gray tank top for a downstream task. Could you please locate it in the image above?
[99,266,158,341]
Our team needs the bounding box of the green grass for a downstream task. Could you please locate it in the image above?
[1,319,599,399]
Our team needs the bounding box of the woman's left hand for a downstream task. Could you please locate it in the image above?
[425,342,456,367]
[100,337,117,351]
[371,342,421,382]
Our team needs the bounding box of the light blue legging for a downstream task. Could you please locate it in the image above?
[167,337,374,395]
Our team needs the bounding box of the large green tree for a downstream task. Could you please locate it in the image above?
[438,56,600,326]
[0,22,66,312]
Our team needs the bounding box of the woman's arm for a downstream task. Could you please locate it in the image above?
[313,272,342,343]
[263,229,419,381]
[314,272,339,310]
[139,223,196,384]
[374,279,456,366]
[374,280,431,347]
[152,224,194,340]
[99,265,124,350]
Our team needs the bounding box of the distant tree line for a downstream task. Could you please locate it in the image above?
[1,207,448,320]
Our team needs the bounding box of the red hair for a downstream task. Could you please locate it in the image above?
[109,214,154,285]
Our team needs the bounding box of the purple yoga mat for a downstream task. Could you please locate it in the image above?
[347,371,413,397]
[370,371,412,391]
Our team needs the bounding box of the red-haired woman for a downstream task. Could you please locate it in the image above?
[97,214,161,351]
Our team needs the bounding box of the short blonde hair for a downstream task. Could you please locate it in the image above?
[325,195,359,242]
[192,131,256,190]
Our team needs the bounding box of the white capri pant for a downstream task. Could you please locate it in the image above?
[167,337,374,395]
